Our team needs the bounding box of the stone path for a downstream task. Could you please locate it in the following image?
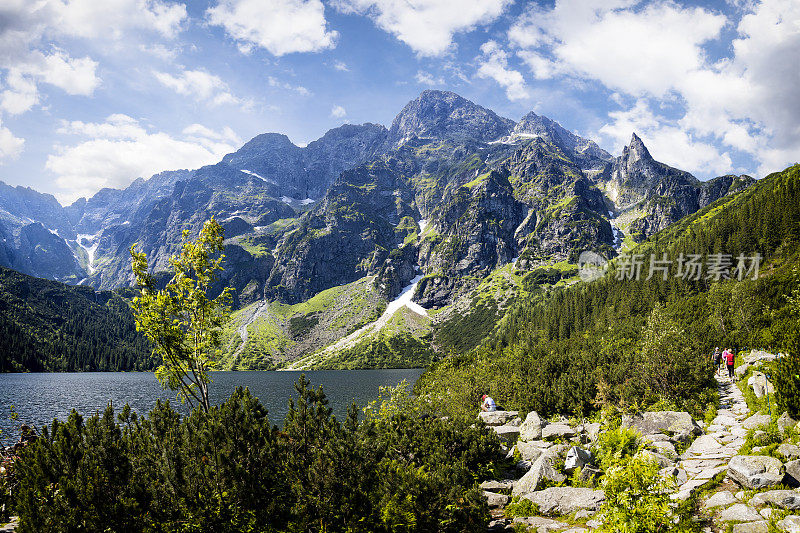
[671,373,750,501]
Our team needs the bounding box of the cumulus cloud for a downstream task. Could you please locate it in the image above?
[415,70,444,86]
[0,0,186,157]
[154,67,251,108]
[334,0,512,56]
[207,0,338,56]
[0,119,24,161]
[476,41,529,101]
[47,114,241,203]
[267,76,311,96]
[330,104,346,118]
[509,0,800,177]
[599,100,734,176]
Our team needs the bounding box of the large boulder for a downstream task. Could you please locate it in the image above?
[622,411,701,437]
[778,444,800,461]
[703,490,738,509]
[512,516,569,532]
[483,491,510,509]
[749,489,800,510]
[493,424,521,443]
[521,487,605,516]
[778,413,799,433]
[480,411,520,426]
[744,350,778,364]
[748,372,774,399]
[719,503,763,522]
[728,455,785,489]
[564,446,592,471]
[786,460,800,486]
[516,441,545,462]
[518,411,544,441]
[512,451,566,496]
[742,414,772,430]
[779,515,800,533]
[542,423,576,440]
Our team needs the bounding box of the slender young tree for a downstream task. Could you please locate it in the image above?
[130,218,232,412]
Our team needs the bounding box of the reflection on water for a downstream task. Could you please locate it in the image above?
[0,369,423,444]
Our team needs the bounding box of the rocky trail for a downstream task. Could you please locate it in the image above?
[481,350,800,532]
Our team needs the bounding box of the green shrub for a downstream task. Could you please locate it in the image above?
[774,353,800,418]
[598,452,678,533]
[12,377,499,533]
[594,426,642,471]
[505,496,539,518]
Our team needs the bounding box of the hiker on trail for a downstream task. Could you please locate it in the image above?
[481,394,497,412]
[713,347,722,375]
[724,348,736,380]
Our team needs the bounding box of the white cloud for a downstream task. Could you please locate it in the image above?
[154,68,251,109]
[333,60,349,71]
[511,0,800,177]
[47,115,241,203]
[330,104,346,118]
[599,100,733,176]
[476,41,529,101]
[334,0,512,56]
[207,0,338,56]
[267,76,311,96]
[415,70,444,86]
[53,0,187,40]
[0,119,24,161]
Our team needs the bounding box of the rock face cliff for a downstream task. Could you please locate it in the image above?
[0,91,756,315]
[603,134,754,240]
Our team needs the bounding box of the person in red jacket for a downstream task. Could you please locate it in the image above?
[724,348,736,380]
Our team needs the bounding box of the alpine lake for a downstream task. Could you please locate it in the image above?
[0,369,423,444]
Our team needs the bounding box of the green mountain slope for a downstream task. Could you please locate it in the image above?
[0,267,153,371]
[415,164,800,418]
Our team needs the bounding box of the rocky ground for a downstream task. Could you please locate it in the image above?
[480,349,800,532]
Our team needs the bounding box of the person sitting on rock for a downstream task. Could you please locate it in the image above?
[480,394,497,412]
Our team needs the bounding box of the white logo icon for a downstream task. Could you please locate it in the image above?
[578,251,608,282]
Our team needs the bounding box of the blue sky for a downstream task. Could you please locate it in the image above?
[0,0,798,205]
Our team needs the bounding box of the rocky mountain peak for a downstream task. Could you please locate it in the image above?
[513,111,612,166]
[389,90,514,145]
[624,133,653,164]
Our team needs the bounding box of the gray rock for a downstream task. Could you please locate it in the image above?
[779,515,800,533]
[512,516,569,532]
[736,363,752,377]
[732,521,768,533]
[483,491,510,509]
[728,455,785,489]
[516,460,534,473]
[493,424,521,443]
[622,411,701,437]
[749,489,800,510]
[480,480,514,492]
[704,490,737,509]
[779,444,800,461]
[516,441,546,462]
[786,460,800,486]
[480,411,520,426]
[519,411,544,441]
[748,372,775,398]
[584,422,601,442]
[719,503,763,522]
[507,417,523,427]
[542,423,576,440]
[564,446,592,471]
[641,449,673,468]
[687,434,723,455]
[651,440,678,458]
[512,452,566,496]
[760,508,772,519]
[779,413,798,433]
[521,487,605,515]
[742,414,772,430]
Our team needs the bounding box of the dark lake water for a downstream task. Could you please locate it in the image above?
[0,369,423,444]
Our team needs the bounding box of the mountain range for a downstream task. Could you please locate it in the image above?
[0,91,757,369]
